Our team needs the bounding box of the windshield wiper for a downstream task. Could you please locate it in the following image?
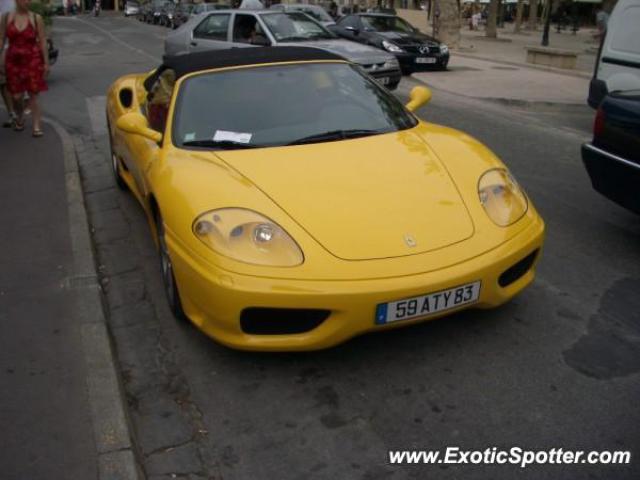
[182,139,261,149]
[304,33,333,39]
[278,35,315,42]
[287,129,383,146]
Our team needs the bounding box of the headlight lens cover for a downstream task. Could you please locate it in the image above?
[193,208,304,266]
[440,44,449,53]
[382,40,403,53]
[478,169,528,226]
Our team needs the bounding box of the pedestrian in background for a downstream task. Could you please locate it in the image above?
[0,0,48,137]
[0,0,15,127]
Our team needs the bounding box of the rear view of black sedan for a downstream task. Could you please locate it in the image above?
[582,90,640,214]
[330,13,449,73]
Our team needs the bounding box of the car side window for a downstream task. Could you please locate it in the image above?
[145,69,176,133]
[194,13,231,40]
[232,14,263,44]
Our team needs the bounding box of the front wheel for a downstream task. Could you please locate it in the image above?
[107,118,128,190]
[156,213,186,321]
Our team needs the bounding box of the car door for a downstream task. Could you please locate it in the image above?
[189,13,232,52]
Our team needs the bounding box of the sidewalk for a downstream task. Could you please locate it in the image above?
[456,24,600,76]
[402,19,595,105]
[412,54,590,105]
[0,121,139,479]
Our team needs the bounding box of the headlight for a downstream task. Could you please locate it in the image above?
[382,40,403,53]
[440,44,449,54]
[478,169,528,226]
[193,208,304,267]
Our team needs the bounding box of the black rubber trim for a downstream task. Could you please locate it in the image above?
[601,56,640,70]
[588,78,608,109]
[498,250,539,288]
[146,46,345,90]
[592,30,606,79]
[240,308,330,335]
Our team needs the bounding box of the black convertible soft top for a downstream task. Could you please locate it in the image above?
[143,47,345,91]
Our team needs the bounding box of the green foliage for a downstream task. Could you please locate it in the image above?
[28,2,54,27]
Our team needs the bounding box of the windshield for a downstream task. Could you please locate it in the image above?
[294,6,333,23]
[261,12,334,41]
[361,15,415,33]
[172,63,416,149]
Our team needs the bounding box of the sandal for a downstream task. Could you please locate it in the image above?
[32,128,44,138]
[13,120,25,132]
[3,113,17,128]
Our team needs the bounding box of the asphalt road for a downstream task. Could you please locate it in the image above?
[46,14,639,480]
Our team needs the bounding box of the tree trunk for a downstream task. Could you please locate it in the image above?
[432,0,461,48]
[527,0,538,30]
[514,0,524,33]
[486,0,499,38]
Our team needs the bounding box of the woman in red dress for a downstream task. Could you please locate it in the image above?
[0,0,49,137]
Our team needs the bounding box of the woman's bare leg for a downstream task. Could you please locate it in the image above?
[12,94,24,127]
[1,85,14,116]
[29,94,41,132]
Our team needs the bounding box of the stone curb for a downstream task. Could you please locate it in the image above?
[408,75,590,110]
[46,117,144,480]
[451,50,593,79]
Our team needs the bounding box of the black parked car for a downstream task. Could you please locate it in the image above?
[330,13,449,73]
[582,90,640,214]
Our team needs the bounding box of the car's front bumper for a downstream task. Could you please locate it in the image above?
[167,216,544,351]
[582,143,640,214]
[396,52,449,72]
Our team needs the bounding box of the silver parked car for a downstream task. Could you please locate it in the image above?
[124,0,140,17]
[165,10,402,89]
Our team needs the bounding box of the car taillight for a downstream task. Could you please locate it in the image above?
[593,107,605,138]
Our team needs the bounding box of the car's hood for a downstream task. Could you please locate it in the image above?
[279,38,394,65]
[216,130,474,260]
[376,30,439,47]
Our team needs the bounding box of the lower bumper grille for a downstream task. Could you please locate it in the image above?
[498,250,539,288]
[240,308,330,335]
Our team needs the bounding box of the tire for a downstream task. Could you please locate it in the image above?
[155,212,187,321]
[107,117,128,191]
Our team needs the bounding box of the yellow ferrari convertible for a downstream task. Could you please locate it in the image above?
[106,47,544,351]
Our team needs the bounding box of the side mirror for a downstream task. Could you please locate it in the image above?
[116,112,163,143]
[345,26,360,35]
[405,86,432,112]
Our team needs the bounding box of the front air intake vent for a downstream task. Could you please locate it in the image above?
[240,308,330,335]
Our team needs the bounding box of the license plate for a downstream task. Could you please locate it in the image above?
[375,281,481,325]
[375,76,390,85]
[416,57,437,64]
